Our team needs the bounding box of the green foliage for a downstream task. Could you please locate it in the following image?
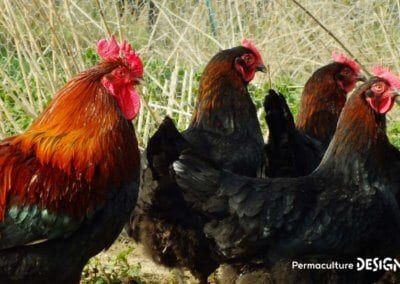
[272,77,302,118]
[83,48,100,66]
[0,48,35,135]
[3,49,400,150]
[81,245,142,284]
[250,77,301,112]
[388,120,400,149]
[248,76,302,134]
[1,0,400,282]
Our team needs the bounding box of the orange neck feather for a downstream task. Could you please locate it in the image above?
[317,83,388,175]
[297,68,346,148]
[191,60,246,127]
[1,62,139,219]
[12,63,135,180]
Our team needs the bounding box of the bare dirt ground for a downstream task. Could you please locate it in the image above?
[84,235,200,284]
[87,236,269,284]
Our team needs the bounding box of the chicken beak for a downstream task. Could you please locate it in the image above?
[393,90,400,105]
[356,74,367,82]
[134,77,144,85]
[256,64,267,73]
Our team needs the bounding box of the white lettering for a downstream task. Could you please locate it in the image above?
[357,257,365,271]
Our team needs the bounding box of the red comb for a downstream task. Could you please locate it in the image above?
[372,65,400,91]
[242,39,264,64]
[331,52,360,75]
[97,35,143,77]
[97,35,120,60]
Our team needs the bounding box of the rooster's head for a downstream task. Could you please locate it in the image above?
[97,35,144,120]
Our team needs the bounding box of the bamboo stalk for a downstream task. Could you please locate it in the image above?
[205,0,218,36]
[94,0,111,37]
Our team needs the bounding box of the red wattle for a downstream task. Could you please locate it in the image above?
[115,86,141,120]
[366,93,394,114]
[101,78,140,120]
[377,94,393,114]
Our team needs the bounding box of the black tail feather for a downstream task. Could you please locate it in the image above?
[264,89,323,177]
[264,89,296,135]
[146,117,191,178]
[264,89,298,177]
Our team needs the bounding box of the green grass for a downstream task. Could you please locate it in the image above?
[1,1,400,282]
[1,0,400,144]
[81,245,142,284]
[388,120,400,149]
[1,47,400,148]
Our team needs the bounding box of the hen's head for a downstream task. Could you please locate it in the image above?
[97,35,144,120]
[331,52,365,93]
[202,39,266,86]
[364,66,400,114]
[234,39,266,82]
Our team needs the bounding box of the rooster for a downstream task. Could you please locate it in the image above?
[128,40,266,283]
[265,53,365,177]
[172,67,400,283]
[0,36,143,283]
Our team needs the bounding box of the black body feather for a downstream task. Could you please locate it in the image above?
[172,80,400,283]
[264,89,322,177]
[129,46,265,283]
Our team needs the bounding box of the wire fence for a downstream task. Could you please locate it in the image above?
[0,0,400,145]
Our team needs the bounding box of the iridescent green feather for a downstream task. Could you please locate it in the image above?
[0,205,83,249]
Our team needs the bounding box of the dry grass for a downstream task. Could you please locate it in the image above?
[1,1,400,282]
[0,0,400,145]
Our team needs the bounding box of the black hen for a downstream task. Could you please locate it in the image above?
[128,41,266,283]
[264,54,365,178]
[297,53,365,149]
[172,77,400,283]
[264,90,322,177]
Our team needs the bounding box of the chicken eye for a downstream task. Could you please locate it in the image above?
[242,54,254,65]
[341,68,351,76]
[371,82,387,94]
[112,67,128,78]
